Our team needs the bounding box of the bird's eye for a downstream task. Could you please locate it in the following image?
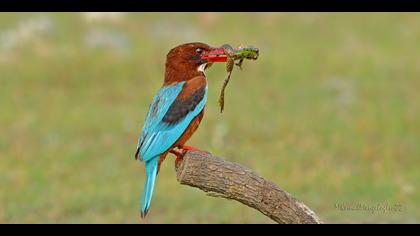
[196,48,203,54]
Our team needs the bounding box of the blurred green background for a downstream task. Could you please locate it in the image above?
[0,13,419,223]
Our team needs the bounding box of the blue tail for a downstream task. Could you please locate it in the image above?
[140,157,158,218]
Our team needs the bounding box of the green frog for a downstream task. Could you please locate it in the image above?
[219,44,259,113]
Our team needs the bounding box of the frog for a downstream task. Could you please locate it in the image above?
[218,44,259,113]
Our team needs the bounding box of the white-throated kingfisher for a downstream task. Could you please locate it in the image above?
[134,42,228,218]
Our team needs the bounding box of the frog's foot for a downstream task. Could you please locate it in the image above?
[236,59,244,70]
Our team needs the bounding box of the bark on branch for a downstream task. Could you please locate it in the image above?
[175,150,322,224]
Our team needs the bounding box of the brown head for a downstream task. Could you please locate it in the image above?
[164,42,227,85]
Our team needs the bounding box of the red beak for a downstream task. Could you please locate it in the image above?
[201,47,228,63]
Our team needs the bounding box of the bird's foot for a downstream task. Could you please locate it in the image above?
[170,146,210,170]
[180,145,210,154]
[169,149,185,170]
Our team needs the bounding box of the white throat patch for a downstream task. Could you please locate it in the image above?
[198,63,207,76]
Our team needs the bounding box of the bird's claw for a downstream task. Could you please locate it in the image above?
[170,149,186,170]
[175,155,183,170]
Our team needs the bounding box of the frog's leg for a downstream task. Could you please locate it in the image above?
[236,59,244,70]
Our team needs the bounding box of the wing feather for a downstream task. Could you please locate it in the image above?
[135,81,207,161]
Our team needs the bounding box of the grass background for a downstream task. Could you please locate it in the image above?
[0,13,419,223]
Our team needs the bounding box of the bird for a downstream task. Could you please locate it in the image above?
[134,42,228,218]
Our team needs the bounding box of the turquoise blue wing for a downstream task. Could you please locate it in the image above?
[136,82,207,162]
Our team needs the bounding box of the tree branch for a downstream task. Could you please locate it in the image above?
[175,150,322,224]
